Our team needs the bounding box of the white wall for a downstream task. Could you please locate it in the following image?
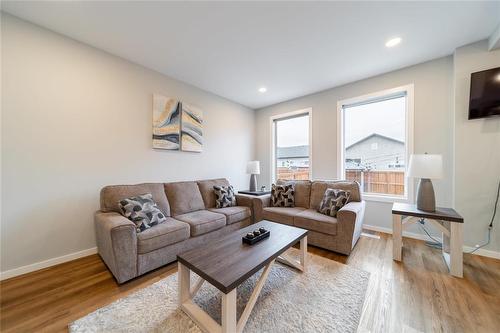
[1,14,255,273]
[255,57,454,237]
[453,41,500,253]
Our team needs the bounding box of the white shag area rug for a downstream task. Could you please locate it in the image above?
[70,250,369,333]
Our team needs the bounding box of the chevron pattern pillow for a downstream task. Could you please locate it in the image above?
[213,185,236,208]
[118,193,167,233]
[318,189,350,217]
[271,184,295,207]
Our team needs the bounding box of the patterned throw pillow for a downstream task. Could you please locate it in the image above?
[213,185,236,208]
[317,189,351,217]
[271,184,295,207]
[118,193,167,233]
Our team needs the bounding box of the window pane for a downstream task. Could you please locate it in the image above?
[344,96,406,196]
[275,114,309,180]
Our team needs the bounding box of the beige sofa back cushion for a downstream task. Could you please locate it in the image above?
[197,178,230,208]
[276,179,311,208]
[164,181,206,216]
[310,181,362,210]
[100,183,171,216]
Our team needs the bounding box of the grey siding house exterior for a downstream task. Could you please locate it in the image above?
[345,133,404,170]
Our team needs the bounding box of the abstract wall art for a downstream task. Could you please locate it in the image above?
[152,94,180,150]
[181,103,203,152]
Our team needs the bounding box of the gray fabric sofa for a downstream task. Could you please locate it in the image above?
[252,180,365,255]
[95,178,253,283]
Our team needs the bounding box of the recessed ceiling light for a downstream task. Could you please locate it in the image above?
[385,37,402,48]
[258,87,267,93]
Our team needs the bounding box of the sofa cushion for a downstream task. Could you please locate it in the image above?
[118,193,168,233]
[197,178,230,208]
[164,181,205,216]
[271,184,295,207]
[262,207,306,226]
[276,180,311,208]
[294,209,338,235]
[100,183,170,216]
[310,181,361,210]
[136,218,190,254]
[175,210,226,236]
[213,185,236,208]
[318,189,350,217]
[209,206,251,225]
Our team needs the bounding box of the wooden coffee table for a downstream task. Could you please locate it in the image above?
[177,220,308,333]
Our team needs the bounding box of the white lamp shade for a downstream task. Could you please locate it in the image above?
[246,161,260,174]
[407,154,443,179]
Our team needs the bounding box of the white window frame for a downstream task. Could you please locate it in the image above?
[336,84,414,203]
[270,108,313,184]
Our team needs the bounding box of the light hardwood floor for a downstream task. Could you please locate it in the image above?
[1,232,499,332]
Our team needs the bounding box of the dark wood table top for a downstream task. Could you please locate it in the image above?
[392,202,463,223]
[177,220,308,294]
[238,190,271,196]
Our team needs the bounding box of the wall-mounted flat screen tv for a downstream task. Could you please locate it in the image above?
[468,67,500,120]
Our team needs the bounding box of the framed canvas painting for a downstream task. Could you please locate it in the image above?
[152,94,180,150]
[181,103,203,152]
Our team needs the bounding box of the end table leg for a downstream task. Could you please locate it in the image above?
[392,214,402,261]
[178,262,191,306]
[300,236,308,271]
[450,223,463,277]
[222,289,237,333]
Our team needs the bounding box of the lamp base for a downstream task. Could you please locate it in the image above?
[416,178,436,212]
[249,174,257,192]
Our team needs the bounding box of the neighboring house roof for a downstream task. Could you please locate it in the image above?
[277,145,309,159]
[346,133,404,150]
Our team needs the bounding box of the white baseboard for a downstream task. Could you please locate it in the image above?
[0,247,98,281]
[2,223,499,281]
[461,246,500,259]
[362,224,500,260]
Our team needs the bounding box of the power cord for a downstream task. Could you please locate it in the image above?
[467,180,499,254]
[418,218,442,249]
[420,180,499,254]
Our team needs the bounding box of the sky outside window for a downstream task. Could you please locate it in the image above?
[276,115,309,147]
[344,97,405,146]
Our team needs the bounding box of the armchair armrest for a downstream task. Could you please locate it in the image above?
[94,211,138,283]
[252,194,271,222]
[336,201,366,255]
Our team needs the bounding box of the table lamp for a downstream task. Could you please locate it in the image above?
[246,161,260,191]
[408,154,443,212]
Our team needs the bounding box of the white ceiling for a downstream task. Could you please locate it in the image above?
[2,1,499,109]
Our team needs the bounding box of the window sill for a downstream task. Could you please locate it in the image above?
[361,193,411,204]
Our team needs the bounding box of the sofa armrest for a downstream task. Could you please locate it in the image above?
[336,201,366,255]
[235,194,253,208]
[234,194,255,222]
[94,211,138,283]
[252,194,271,222]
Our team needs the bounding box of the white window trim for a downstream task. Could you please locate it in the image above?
[270,108,313,184]
[336,84,414,203]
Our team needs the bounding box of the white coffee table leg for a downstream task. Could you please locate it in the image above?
[276,236,307,272]
[392,214,402,261]
[222,289,237,333]
[178,261,190,305]
[300,236,307,271]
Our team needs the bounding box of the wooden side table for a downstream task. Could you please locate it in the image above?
[392,203,464,277]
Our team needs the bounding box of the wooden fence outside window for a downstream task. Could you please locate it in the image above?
[276,167,404,196]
